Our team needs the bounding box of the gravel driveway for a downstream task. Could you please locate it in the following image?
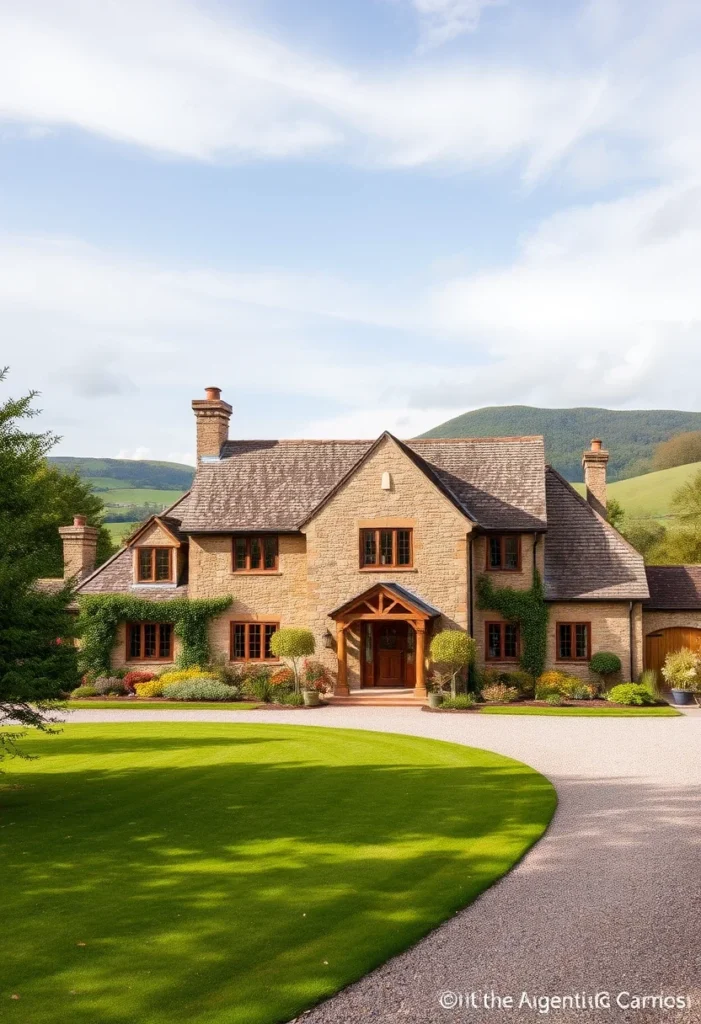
[64,707,701,1023]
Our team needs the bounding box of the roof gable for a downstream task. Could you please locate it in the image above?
[544,467,649,601]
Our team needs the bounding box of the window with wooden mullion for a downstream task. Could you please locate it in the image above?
[136,547,173,583]
[127,622,173,661]
[360,528,412,568]
[230,621,278,661]
[485,621,520,661]
[487,535,521,572]
[232,536,278,573]
[557,622,590,661]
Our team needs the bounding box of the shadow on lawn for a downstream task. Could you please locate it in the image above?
[1,728,555,1024]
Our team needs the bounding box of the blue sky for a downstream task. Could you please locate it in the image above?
[2,0,701,463]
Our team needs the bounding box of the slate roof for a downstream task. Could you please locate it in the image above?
[76,547,189,600]
[543,468,649,601]
[644,566,701,610]
[177,434,547,533]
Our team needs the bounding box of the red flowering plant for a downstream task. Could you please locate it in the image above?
[123,670,156,693]
[270,667,295,689]
[303,659,331,694]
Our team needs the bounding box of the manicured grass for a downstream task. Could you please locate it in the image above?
[64,700,258,710]
[0,724,555,1024]
[103,487,185,505]
[103,522,135,543]
[480,704,680,716]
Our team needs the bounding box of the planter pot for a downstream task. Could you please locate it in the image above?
[670,688,696,706]
[303,691,321,707]
[428,692,443,709]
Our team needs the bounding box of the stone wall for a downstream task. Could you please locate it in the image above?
[544,600,643,682]
[642,610,701,636]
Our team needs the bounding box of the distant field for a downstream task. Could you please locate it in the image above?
[102,487,184,507]
[105,522,136,543]
[573,460,701,521]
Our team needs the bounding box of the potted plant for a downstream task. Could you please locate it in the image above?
[427,672,445,709]
[661,647,701,705]
[301,659,329,707]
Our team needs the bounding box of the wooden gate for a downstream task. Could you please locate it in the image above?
[644,627,701,685]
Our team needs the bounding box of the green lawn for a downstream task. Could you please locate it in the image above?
[573,460,701,521]
[102,487,185,506]
[0,723,555,1024]
[480,704,680,716]
[103,522,135,543]
[65,701,258,710]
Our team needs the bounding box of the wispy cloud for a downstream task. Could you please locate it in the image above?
[407,0,501,50]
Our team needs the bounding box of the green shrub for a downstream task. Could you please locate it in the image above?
[94,676,126,695]
[278,691,305,706]
[269,628,315,691]
[661,647,701,691]
[535,682,560,699]
[545,693,563,706]
[638,668,661,700]
[481,683,520,703]
[70,685,98,698]
[429,630,476,696]
[507,670,535,697]
[557,676,596,700]
[442,694,476,710]
[589,651,622,685]
[607,683,656,706]
[162,679,239,701]
[157,667,206,686]
[134,680,165,698]
[242,667,274,702]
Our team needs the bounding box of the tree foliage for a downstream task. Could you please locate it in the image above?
[429,630,475,696]
[269,628,315,692]
[78,595,232,675]
[652,431,701,472]
[0,369,80,759]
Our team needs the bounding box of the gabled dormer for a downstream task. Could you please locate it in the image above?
[128,516,187,589]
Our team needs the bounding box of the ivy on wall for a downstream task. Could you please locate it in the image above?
[477,569,548,678]
[77,595,232,675]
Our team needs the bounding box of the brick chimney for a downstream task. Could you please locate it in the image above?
[58,515,99,580]
[582,439,609,518]
[191,386,232,461]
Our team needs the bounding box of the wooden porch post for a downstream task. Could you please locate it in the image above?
[414,621,427,700]
[336,622,349,696]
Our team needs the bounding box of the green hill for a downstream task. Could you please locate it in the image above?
[419,406,701,481]
[49,458,194,536]
[573,461,701,522]
[48,457,194,491]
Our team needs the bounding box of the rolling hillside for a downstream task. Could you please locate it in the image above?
[419,406,701,480]
[573,461,701,522]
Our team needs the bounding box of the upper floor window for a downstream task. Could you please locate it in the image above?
[360,528,413,569]
[137,547,173,583]
[487,535,521,571]
[485,621,520,661]
[230,621,278,661]
[127,622,173,661]
[232,535,278,573]
[557,622,590,661]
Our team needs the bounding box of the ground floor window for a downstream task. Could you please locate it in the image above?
[230,621,278,662]
[556,622,591,661]
[127,622,174,661]
[485,621,520,661]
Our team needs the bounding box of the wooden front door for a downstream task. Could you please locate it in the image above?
[377,623,404,686]
[645,627,701,686]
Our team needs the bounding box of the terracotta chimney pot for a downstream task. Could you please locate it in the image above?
[205,386,222,402]
[192,386,232,461]
[591,439,602,451]
[74,514,87,527]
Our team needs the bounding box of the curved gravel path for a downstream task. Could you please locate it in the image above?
[64,707,701,1023]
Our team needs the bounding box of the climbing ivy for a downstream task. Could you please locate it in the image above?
[77,595,232,675]
[477,569,548,678]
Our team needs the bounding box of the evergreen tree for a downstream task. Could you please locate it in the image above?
[0,369,81,760]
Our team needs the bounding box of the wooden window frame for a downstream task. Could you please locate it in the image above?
[135,546,174,583]
[556,621,592,662]
[359,528,413,570]
[485,535,522,572]
[231,536,279,573]
[229,621,280,662]
[485,620,520,662]
[126,621,174,662]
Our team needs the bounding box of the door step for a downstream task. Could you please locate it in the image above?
[326,689,426,708]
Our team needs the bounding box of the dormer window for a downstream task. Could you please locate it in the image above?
[137,547,174,583]
[232,535,278,573]
[486,535,521,571]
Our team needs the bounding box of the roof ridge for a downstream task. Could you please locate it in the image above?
[221,435,545,446]
[409,435,545,443]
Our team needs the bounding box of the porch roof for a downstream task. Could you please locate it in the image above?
[329,581,442,621]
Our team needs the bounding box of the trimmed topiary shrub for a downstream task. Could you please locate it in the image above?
[429,630,476,697]
[70,685,98,698]
[269,628,315,692]
[607,683,656,706]
[589,651,622,689]
[161,679,239,701]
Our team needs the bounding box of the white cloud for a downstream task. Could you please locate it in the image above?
[117,447,153,461]
[408,0,501,50]
[1,0,689,185]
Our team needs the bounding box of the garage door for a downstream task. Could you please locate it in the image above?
[645,627,701,685]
